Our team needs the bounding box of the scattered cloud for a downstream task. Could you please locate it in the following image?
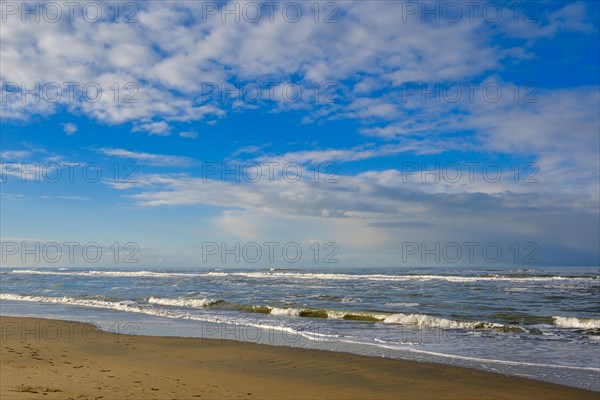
[0,150,33,161]
[179,131,198,139]
[40,195,90,201]
[96,148,196,167]
[231,143,272,157]
[134,121,172,136]
[62,123,77,135]
[1,193,30,201]
[2,2,592,128]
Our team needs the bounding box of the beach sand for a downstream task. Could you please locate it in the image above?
[0,316,597,400]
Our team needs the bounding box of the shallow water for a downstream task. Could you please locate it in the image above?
[1,266,599,390]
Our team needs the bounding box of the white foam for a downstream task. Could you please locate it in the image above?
[0,293,302,336]
[8,269,598,284]
[553,316,600,329]
[0,293,514,333]
[206,271,598,283]
[349,341,600,372]
[267,307,517,332]
[86,270,191,277]
[383,313,508,330]
[147,297,217,308]
[341,297,362,303]
[270,307,300,316]
[298,331,339,341]
[385,302,420,307]
[8,269,191,277]
[1,293,172,315]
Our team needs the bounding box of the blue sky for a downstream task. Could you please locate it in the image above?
[1,1,599,268]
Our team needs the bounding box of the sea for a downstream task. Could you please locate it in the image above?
[1,266,599,391]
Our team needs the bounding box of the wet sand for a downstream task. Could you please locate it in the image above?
[0,316,597,399]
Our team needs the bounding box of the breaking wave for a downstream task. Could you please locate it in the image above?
[7,269,598,284]
[1,293,523,332]
[147,297,220,308]
[553,316,600,330]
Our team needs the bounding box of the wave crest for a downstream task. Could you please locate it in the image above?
[147,297,218,308]
[553,316,600,329]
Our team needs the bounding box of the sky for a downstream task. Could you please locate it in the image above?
[0,0,599,268]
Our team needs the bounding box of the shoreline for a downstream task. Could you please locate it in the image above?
[1,316,598,399]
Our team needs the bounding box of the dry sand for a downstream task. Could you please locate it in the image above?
[0,316,597,400]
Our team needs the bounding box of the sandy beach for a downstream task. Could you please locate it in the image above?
[0,316,596,400]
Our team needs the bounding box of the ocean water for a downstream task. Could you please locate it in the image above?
[1,266,599,391]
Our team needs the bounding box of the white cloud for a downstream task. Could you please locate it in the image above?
[0,193,30,201]
[62,123,77,135]
[104,166,598,264]
[0,150,33,161]
[466,87,599,197]
[342,84,600,198]
[231,143,272,157]
[96,148,196,167]
[40,195,90,201]
[134,121,171,136]
[498,2,596,40]
[256,139,453,166]
[3,1,588,128]
[179,131,198,139]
